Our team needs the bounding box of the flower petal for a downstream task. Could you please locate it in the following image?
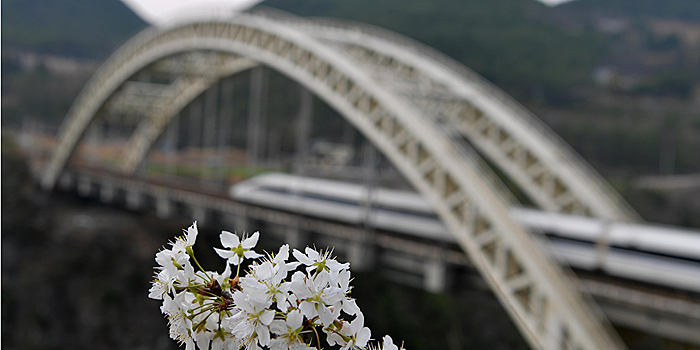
[186,221,198,245]
[356,327,371,347]
[350,313,364,333]
[305,247,320,261]
[342,299,360,316]
[228,254,242,266]
[215,248,234,260]
[287,310,303,330]
[383,335,399,350]
[220,231,240,248]
[243,250,262,259]
[221,263,232,280]
[242,231,259,249]
[260,309,275,326]
[255,323,271,346]
[276,244,290,262]
[318,304,335,327]
[293,249,313,265]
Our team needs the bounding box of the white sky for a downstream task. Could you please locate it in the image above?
[536,0,575,6]
[121,0,264,26]
[121,0,576,26]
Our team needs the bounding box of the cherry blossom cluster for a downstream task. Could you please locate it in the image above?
[149,222,406,350]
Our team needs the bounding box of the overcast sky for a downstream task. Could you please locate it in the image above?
[537,0,575,6]
[121,0,264,26]
[121,0,575,26]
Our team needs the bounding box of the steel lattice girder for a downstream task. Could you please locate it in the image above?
[42,15,627,350]
[280,17,638,222]
[120,56,257,171]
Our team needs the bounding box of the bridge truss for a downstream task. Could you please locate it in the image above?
[42,12,637,350]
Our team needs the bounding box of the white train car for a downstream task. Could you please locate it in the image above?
[231,173,700,293]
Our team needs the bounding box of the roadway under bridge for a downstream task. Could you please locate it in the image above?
[27,8,700,350]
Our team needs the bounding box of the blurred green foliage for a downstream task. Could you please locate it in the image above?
[264,0,607,99]
[1,0,145,58]
[563,0,700,22]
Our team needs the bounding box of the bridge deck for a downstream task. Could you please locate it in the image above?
[53,164,700,345]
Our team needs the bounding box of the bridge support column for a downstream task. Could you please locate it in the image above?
[221,214,249,234]
[58,173,74,190]
[189,98,203,149]
[347,241,375,272]
[247,66,268,167]
[294,87,313,174]
[155,196,174,218]
[126,190,142,211]
[77,177,92,197]
[191,206,208,227]
[423,259,447,293]
[164,117,179,177]
[217,79,234,182]
[100,183,115,203]
[202,84,218,181]
[285,226,308,249]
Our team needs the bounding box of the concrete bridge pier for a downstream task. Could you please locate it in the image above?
[220,214,249,234]
[58,173,74,190]
[99,183,115,203]
[77,176,92,197]
[423,258,448,293]
[347,241,375,272]
[191,205,208,226]
[155,196,174,218]
[126,190,142,211]
[284,226,308,249]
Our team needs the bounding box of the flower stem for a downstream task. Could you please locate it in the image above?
[188,250,213,283]
[312,326,322,350]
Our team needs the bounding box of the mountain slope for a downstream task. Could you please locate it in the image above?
[260,0,606,100]
[1,0,146,58]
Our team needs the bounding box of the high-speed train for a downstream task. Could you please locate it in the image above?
[230,173,700,293]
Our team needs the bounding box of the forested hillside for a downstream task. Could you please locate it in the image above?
[264,0,605,99]
[3,0,698,95]
[1,0,145,58]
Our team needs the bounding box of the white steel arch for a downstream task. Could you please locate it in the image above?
[256,10,637,222]
[42,15,626,350]
[119,57,257,171]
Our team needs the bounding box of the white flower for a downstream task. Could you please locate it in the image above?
[241,339,263,350]
[341,297,361,316]
[269,310,315,350]
[381,335,402,350]
[155,247,188,277]
[193,330,215,350]
[327,313,371,350]
[289,270,344,327]
[162,292,195,348]
[149,269,175,300]
[191,308,222,349]
[293,247,349,275]
[367,335,404,350]
[153,225,405,350]
[239,272,292,312]
[215,231,262,265]
[175,260,197,287]
[329,269,361,316]
[172,221,199,255]
[255,244,300,284]
[211,333,242,350]
[224,291,275,347]
[211,334,242,350]
[210,263,233,289]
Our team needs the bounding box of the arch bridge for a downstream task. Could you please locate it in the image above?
[40,10,650,350]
